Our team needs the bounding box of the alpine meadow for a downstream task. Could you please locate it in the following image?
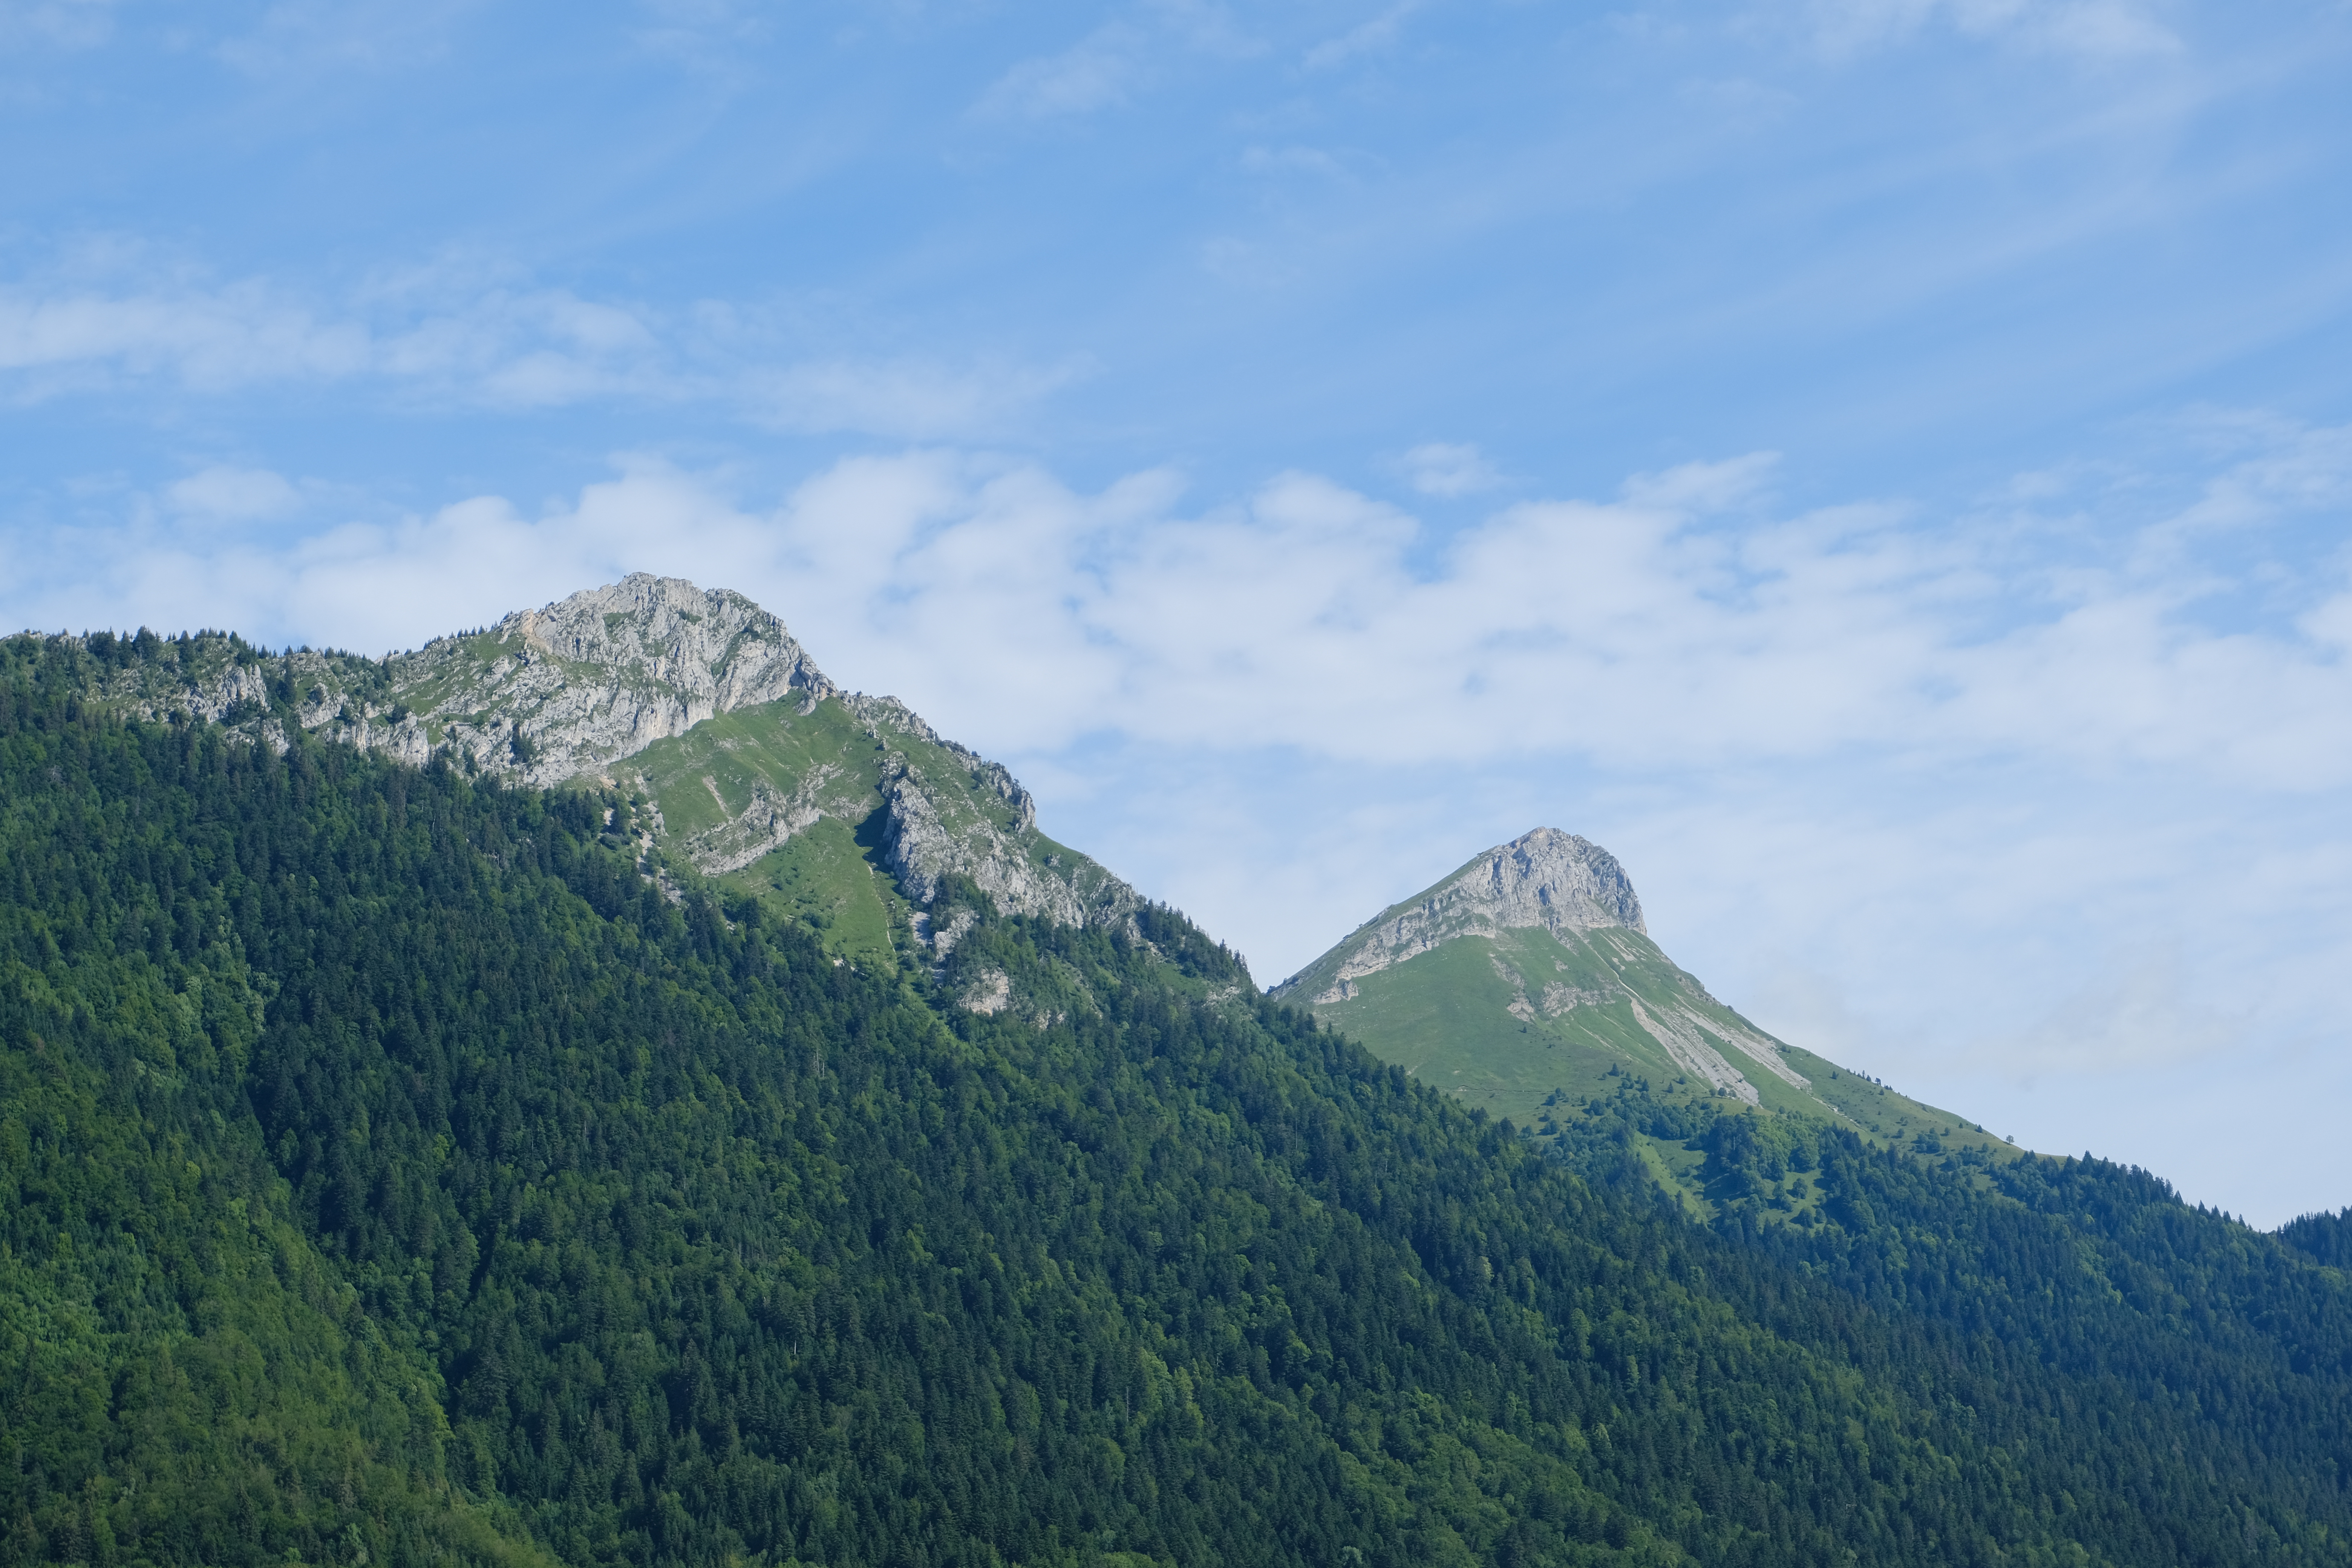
[5,579,2351,1568]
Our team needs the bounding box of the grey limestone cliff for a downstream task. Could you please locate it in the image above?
[850,693,1139,931]
[380,574,837,785]
[1321,828,1647,989]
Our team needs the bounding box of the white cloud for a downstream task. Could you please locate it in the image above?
[1996,943,2246,1072]
[21,426,2352,794]
[0,282,371,391]
[749,435,2352,790]
[2018,0,2181,57]
[2139,419,2352,559]
[167,466,305,524]
[1620,451,1779,510]
[0,271,666,405]
[1401,441,1503,496]
[376,287,671,407]
[7,458,770,657]
[1240,145,1349,178]
[0,252,1093,436]
[1675,75,1802,129]
[971,2,1265,122]
[1199,235,1303,289]
[70,427,2294,798]
[217,0,480,75]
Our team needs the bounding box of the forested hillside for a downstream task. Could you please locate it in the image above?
[6,632,2352,1568]
[1555,1081,2352,1550]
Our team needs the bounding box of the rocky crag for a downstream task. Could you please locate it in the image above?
[38,576,1139,945]
[376,575,838,783]
[1303,828,1649,998]
[66,576,827,777]
[846,692,1138,930]
[1273,828,1805,1107]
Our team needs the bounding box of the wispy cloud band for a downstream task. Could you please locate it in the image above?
[12,428,2349,798]
[0,256,1082,439]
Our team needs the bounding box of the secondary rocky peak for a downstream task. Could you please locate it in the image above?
[1277,828,1646,1000]
[1357,827,1647,965]
[1461,827,1647,937]
[1274,828,1815,1115]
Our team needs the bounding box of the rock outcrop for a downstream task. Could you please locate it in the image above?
[378,574,836,784]
[681,767,844,876]
[853,695,1138,931]
[1321,828,1646,990]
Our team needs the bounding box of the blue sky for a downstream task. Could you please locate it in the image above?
[6,0,2352,1222]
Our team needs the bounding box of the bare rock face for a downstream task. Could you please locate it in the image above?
[394,584,1140,933]
[1329,828,1646,988]
[958,969,1013,1015]
[94,644,398,758]
[682,767,844,876]
[875,767,1129,929]
[380,574,835,784]
[853,695,1136,931]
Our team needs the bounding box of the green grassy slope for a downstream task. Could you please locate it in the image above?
[611,697,913,963]
[1303,924,2004,1153]
[614,692,1121,967]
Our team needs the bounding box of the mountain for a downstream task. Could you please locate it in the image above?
[69,575,1141,967]
[1272,828,2011,1216]
[9,586,2352,1568]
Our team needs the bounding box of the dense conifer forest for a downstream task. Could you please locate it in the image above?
[6,632,2352,1567]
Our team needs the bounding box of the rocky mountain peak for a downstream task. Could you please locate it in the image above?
[505,574,828,707]
[397,577,1137,932]
[1276,827,1647,999]
[1272,828,1820,1116]
[43,574,1143,939]
[1461,827,1647,936]
[390,573,836,785]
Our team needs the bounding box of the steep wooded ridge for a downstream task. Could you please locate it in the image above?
[5,611,2352,1568]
